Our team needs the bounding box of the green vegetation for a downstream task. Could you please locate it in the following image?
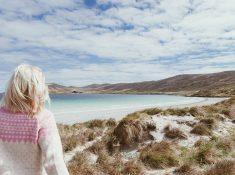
[140,141,179,169]
[204,159,235,175]
[162,108,189,116]
[181,136,234,166]
[174,164,199,175]
[141,108,162,115]
[62,97,235,174]
[123,112,141,121]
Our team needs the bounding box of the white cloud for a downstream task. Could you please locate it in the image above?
[0,0,234,90]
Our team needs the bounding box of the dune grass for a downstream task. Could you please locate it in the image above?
[180,135,234,167]
[163,125,187,140]
[140,141,179,169]
[174,164,199,175]
[68,152,98,175]
[190,123,212,136]
[64,97,234,174]
[204,159,235,175]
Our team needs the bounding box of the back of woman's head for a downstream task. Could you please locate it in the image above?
[1,64,49,116]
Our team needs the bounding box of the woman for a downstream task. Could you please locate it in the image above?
[0,64,69,175]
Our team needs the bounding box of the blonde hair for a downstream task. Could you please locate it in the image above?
[1,64,49,116]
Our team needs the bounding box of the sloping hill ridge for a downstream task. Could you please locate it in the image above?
[82,71,235,97]
[48,83,81,94]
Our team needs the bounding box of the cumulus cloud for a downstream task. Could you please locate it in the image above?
[0,0,234,90]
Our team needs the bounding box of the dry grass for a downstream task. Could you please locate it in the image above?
[188,107,202,117]
[58,124,87,152]
[162,108,189,116]
[141,108,162,115]
[146,122,156,131]
[140,141,179,169]
[124,112,141,121]
[174,164,199,175]
[194,141,216,165]
[64,97,235,174]
[105,118,117,127]
[164,125,187,140]
[180,143,216,166]
[62,134,82,152]
[85,119,106,128]
[68,152,98,175]
[86,140,107,155]
[109,119,154,150]
[182,136,234,167]
[202,97,235,119]
[190,123,212,136]
[121,160,143,175]
[199,118,216,129]
[58,123,104,152]
[204,159,235,175]
[97,153,143,175]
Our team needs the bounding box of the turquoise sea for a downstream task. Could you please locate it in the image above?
[49,94,213,124]
[0,93,223,124]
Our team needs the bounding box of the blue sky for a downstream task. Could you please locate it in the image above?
[0,0,235,92]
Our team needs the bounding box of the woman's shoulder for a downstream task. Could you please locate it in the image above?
[36,109,55,123]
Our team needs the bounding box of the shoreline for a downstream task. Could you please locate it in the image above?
[50,91,232,98]
[54,97,228,125]
[164,97,228,108]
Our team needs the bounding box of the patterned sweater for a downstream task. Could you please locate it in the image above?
[0,107,69,175]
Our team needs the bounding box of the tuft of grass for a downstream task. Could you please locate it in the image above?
[85,119,105,128]
[97,152,142,175]
[203,105,219,114]
[87,132,96,141]
[109,119,154,150]
[194,139,207,147]
[163,108,189,116]
[195,141,215,165]
[174,163,199,175]
[164,125,187,140]
[121,160,143,175]
[68,152,97,175]
[96,149,111,165]
[181,140,218,166]
[220,109,230,116]
[204,159,235,175]
[190,123,212,136]
[146,122,156,131]
[105,118,117,127]
[62,135,81,152]
[86,140,106,155]
[142,108,162,115]
[199,118,216,129]
[185,136,234,167]
[188,107,201,117]
[140,141,179,169]
[124,112,141,121]
[213,137,233,156]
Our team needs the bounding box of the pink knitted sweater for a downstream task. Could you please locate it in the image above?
[0,107,69,175]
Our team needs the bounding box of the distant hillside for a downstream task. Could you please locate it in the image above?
[48,83,81,94]
[82,71,235,97]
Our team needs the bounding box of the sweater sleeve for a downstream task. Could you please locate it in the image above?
[38,111,69,175]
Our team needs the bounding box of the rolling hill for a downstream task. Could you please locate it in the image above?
[48,83,81,94]
[81,71,235,97]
